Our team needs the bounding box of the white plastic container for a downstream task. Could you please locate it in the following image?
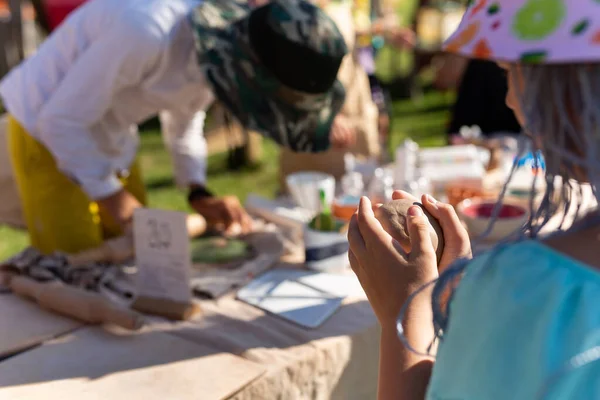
[417,145,486,193]
[394,139,419,188]
[304,226,349,272]
[345,153,378,188]
[368,168,394,204]
[286,172,335,216]
[420,162,485,188]
[418,144,481,165]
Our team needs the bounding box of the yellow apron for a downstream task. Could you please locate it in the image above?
[7,115,147,254]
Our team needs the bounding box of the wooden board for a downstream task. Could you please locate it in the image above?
[0,326,265,400]
[0,294,83,358]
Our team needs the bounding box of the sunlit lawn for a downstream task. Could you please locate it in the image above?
[0,90,454,260]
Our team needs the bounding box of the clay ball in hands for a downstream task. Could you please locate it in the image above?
[375,199,444,264]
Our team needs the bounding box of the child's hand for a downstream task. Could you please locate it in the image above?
[348,197,439,328]
[391,190,472,272]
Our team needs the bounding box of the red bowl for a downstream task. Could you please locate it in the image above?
[461,202,526,219]
[457,198,529,242]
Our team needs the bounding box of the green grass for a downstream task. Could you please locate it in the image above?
[0,225,28,260]
[138,132,281,211]
[0,90,453,260]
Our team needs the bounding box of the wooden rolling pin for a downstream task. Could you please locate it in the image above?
[9,275,145,330]
[67,213,207,266]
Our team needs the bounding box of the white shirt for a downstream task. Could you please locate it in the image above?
[0,0,214,199]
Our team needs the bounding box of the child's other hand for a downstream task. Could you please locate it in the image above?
[392,190,472,272]
[348,197,438,328]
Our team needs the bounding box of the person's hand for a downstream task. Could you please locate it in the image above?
[190,195,253,235]
[449,134,468,145]
[330,115,356,149]
[349,196,438,328]
[96,189,143,235]
[387,27,416,50]
[388,190,472,272]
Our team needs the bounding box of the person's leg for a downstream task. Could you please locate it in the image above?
[7,115,103,254]
[98,158,148,239]
[368,74,392,153]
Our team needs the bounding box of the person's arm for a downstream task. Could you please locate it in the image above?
[379,300,434,400]
[349,192,472,400]
[349,197,437,400]
[159,109,210,191]
[344,60,380,157]
[97,189,143,233]
[36,15,163,228]
[160,108,253,234]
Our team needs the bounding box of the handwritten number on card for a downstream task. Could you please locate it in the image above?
[147,218,172,249]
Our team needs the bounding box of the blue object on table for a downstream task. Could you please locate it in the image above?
[515,150,545,171]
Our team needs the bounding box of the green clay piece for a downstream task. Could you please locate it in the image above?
[310,188,337,231]
[572,20,590,35]
[191,237,250,264]
[520,50,548,63]
[487,3,500,15]
[310,213,334,232]
[309,215,344,232]
[512,0,566,41]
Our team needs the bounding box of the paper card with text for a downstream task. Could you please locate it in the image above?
[133,208,191,304]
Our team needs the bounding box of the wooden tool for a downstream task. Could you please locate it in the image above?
[131,296,202,321]
[9,275,145,330]
[67,213,208,266]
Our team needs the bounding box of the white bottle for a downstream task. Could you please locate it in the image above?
[368,168,394,204]
[394,139,419,190]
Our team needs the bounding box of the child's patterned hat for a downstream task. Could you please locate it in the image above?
[443,0,600,63]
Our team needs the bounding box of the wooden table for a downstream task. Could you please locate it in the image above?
[0,263,379,400]
[2,185,594,399]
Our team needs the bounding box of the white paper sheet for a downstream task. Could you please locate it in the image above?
[237,269,363,329]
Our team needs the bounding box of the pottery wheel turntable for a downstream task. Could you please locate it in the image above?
[190,236,255,268]
[189,230,284,299]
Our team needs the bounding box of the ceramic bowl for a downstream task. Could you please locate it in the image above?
[457,198,528,242]
[303,225,349,272]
